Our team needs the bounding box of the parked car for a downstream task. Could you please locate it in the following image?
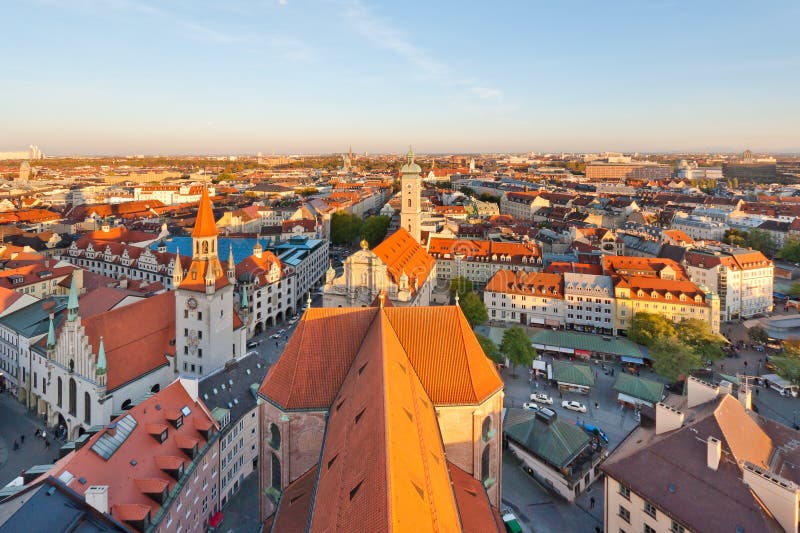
[278,329,286,335]
[576,420,609,443]
[270,333,281,339]
[501,509,523,533]
[561,400,587,413]
[530,393,553,405]
[522,402,540,411]
[246,340,261,349]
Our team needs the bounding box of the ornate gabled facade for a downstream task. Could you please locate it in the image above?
[39,277,176,440]
[174,189,247,379]
[322,228,436,308]
[258,305,505,529]
[234,241,296,335]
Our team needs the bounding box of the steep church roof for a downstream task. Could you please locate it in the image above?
[191,188,218,238]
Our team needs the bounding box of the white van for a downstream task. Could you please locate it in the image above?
[762,374,799,397]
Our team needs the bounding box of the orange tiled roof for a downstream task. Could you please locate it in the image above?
[603,256,687,280]
[260,305,503,409]
[307,310,462,531]
[448,461,504,533]
[372,228,435,294]
[270,466,318,531]
[427,237,540,264]
[485,269,564,298]
[191,188,218,238]
[544,262,603,275]
[178,258,229,293]
[619,276,709,306]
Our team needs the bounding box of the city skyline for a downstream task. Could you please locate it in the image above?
[3,0,800,154]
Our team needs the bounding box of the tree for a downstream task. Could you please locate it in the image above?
[748,325,769,344]
[360,215,390,248]
[771,356,800,385]
[460,292,488,326]
[744,229,777,257]
[449,277,473,302]
[478,193,500,204]
[500,326,536,377]
[476,333,503,364]
[722,228,747,247]
[675,319,726,360]
[330,211,363,245]
[650,337,702,382]
[779,237,800,263]
[627,312,676,347]
[459,186,476,197]
[789,282,800,299]
[297,187,319,197]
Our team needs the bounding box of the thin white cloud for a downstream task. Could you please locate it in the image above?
[278,0,288,5]
[337,0,502,100]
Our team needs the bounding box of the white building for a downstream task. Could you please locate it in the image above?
[684,247,774,320]
[563,273,616,335]
[670,214,727,241]
[484,270,565,328]
[234,242,296,334]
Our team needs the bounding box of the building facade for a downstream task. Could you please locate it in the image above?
[399,149,423,243]
[484,270,565,327]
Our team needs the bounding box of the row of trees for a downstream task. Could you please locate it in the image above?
[329,211,390,248]
[627,313,727,381]
[723,228,800,261]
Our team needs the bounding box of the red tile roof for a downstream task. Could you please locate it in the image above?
[372,228,435,293]
[81,291,175,390]
[46,380,218,528]
[485,270,564,298]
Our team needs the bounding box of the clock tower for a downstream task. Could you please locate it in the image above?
[175,188,238,378]
[400,147,422,243]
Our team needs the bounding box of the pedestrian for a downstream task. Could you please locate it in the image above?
[595,527,601,533]
[595,402,599,410]
[755,388,760,396]
[20,434,24,444]
[744,360,748,369]
[44,439,50,449]
[12,440,19,451]
[590,496,596,509]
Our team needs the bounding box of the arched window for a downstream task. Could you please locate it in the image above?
[121,399,133,410]
[84,392,91,424]
[269,423,281,450]
[271,453,281,490]
[202,241,209,255]
[407,198,412,208]
[68,378,77,416]
[482,416,492,439]
[57,377,63,407]
[150,384,160,393]
[481,444,491,482]
[408,224,411,233]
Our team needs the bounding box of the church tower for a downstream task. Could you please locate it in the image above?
[400,147,422,243]
[175,188,236,379]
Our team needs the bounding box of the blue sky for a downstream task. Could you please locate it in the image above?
[2,0,799,155]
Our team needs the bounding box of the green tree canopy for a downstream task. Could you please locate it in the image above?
[627,312,676,347]
[297,187,319,197]
[744,229,778,257]
[771,356,800,385]
[748,325,768,344]
[460,292,488,326]
[476,333,502,364]
[500,326,536,377]
[449,276,473,301]
[330,210,363,245]
[650,337,703,382]
[459,186,476,196]
[675,319,726,360]
[360,215,390,248]
[723,228,747,247]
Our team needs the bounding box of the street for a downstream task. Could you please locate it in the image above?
[0,391,61,488]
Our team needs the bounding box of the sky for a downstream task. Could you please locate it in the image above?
[1,0,799,155]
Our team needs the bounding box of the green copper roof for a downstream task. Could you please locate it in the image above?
[67,273,79,320]
[530,329,645,359]
[504,409,591,468]
[96,336,107,375]
[613,373,664,403]
[46,314,56,348]
[241,287,248,307]
[551,360,595,387]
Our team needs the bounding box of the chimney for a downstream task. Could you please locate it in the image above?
[119,277,128,289]
[655,403,685,435]
[105,422,117,438]
[739,385,753,411]
[85,485,109,514]
[707,437,722,470]
[719,381,733,396]
[687,376,720,408]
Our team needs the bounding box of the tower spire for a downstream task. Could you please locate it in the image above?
[46,313,56,349]
[227,243,236,285]
[67,273,79,321]
[96,336,107,375]
[172,247,183,286]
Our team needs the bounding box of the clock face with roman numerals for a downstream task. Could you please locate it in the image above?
[187,297,198,310]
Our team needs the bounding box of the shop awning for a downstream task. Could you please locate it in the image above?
[620,356,644,365]
[209,512,224,528]
[617,392,654,407]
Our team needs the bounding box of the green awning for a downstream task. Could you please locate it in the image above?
[551,360,595,387]
[613,373,665,404]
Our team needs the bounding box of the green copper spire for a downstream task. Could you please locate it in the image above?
[96,336,107,375]
[241,287,248,308]
[46,314,56,349]
[67,273,79,321]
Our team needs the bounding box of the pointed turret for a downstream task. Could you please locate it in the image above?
[67,273,79,321]
[241,287,248,308]
[46,313,56,349]
[192,188,218,238]
[172,248,183,287]
[205,258,216,294]
[227,243,236,285]
[96,336,107,375]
